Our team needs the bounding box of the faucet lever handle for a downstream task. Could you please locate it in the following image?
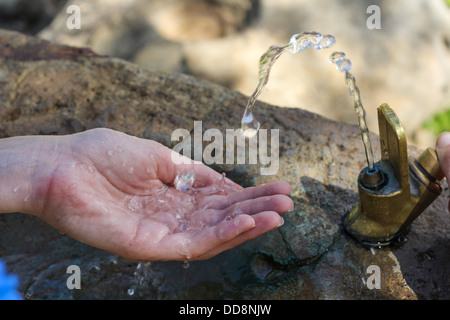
[377,103,409,189]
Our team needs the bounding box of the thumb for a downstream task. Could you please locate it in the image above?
[436,132,450,182]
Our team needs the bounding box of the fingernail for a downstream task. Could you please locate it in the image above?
[278,217,285,227]
[287,201,295,212]
[436,132,450,150]
[436,132,450,161]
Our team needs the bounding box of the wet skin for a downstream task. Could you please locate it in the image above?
[0,128,293,261]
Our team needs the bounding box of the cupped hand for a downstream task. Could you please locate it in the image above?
[38,128,293,261]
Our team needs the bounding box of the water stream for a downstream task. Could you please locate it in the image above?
[241,31,375,170]
[329,52,375,171]
[241,32,336,138]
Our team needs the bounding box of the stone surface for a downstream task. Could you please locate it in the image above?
[0,29,450,300]
[36,0,450,149]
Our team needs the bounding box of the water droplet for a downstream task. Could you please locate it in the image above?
[108,255,118,265]
[127,288,135,296]
[329,52,352,72]
[90,265,100,272]
[289,32,323,53]
[314,35,336,50]
[329,51,346,63]
[13,186,20,193]
[241,112,260,138]
[126,196,141,212]
[174,171,195,192]
[182,260,190,269]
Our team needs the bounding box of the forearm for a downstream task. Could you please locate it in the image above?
[0,135,62,215]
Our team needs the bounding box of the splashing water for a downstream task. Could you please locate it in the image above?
[171,171,240,234]
[174,171,195,191]
[241,31,336,138]
[329,52,375,171]
[127,261,152,297]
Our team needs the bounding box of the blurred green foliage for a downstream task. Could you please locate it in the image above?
[420,3,449,137]
[424,2,449,136]
[422,108,450,136]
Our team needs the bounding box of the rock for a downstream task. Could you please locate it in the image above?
[37,0,450,149]
[0,28,450,300]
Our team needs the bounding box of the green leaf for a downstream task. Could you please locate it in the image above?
[422,108,450,136]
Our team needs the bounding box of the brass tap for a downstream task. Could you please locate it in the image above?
[343,104,444,247]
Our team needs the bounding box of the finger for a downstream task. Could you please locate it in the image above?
[221,194,294,217]
[209,181,292,210]
[436,132,450,213]
[436,132,450,181]
[195,211,284,260]
[157,146,242,190]
[153,214,257,261]
[192,194,293,226]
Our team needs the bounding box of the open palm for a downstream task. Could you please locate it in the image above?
[38,128,292,261]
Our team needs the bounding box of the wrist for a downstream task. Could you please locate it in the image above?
[0,135,63,216]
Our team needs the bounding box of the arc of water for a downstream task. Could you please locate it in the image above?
[241,32,336,138]
[241,31,375,171]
